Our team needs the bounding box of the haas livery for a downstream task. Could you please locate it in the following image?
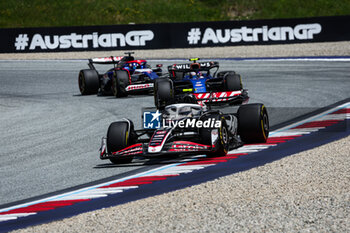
[100,103,269,164]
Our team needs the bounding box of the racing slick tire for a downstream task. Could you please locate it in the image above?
[78,69,99,95]
[200,115,229,157]
[237,103,269,143]
[224,73,242,91]
[107,120,135,164]
[154,79,174,109]
[112,70,129,98]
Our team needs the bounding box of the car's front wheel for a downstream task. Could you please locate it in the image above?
[154,79,174,109]
[200,115,229,157]
[112,70,129,98]
[107,121,135,164]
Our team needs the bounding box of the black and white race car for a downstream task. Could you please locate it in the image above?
[154,58,249,109]
[78,52,163,97]
[100,103,269,164]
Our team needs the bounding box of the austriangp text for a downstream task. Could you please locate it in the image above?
[187,23,322,44]
[14,30,154,51]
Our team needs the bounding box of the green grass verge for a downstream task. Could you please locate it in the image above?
[1,0,350,28]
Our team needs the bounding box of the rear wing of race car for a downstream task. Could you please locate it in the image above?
[167,61,219,80]
[87,52,135,70]
[88,56,125,70]
[90,56,124,64]
[167,61,219,73]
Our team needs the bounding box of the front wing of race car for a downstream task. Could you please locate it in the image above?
[123,67,162,93]
[100,140,215,160]
[124,83,154,92]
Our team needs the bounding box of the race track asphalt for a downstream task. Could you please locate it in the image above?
[0,59,349,206]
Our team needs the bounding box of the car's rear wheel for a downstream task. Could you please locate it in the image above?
[112,70,129,98]
[107,121,135,164]
[238,103,269,143]
[224,73,242,91]
[154,79,174,109]
[78,69,99,95]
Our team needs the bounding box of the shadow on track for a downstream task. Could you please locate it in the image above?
[94,155,199,169]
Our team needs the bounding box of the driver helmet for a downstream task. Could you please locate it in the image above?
[190,71,203,79]
[128,63,137,70]
[197,71,204,78]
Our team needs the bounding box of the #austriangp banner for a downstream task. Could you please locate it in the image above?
[0,15,349,53]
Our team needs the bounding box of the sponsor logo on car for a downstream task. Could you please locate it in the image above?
[171,144,209,150]
[172,62,212,70]
[126,83,153,91]
[150,147,157,152]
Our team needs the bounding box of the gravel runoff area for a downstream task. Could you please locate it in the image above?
[12,134,350,233]
[7,41,350,232]
[0,41,350,60]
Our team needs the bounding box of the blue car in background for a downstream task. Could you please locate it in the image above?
[78,52,163,97]
[154,58,249,109]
